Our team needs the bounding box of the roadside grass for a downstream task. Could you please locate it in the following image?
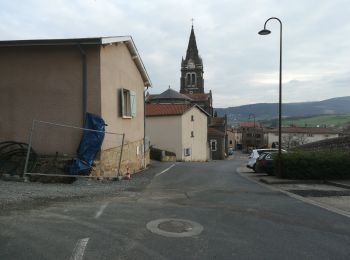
[281,115,350,128]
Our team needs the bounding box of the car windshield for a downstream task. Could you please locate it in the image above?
[257,153,267,160]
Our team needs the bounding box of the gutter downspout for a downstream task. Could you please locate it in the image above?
[78,44,87,125]
[144,86,149,168]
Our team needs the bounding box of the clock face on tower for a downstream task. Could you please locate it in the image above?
[188,60,195,69]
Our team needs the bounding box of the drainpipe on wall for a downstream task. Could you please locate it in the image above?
[143,86,149,168]
[78,44,87,125]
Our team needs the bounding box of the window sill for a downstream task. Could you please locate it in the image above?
[122,116,133,119]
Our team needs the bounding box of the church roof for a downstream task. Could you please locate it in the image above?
[184,93,210,101]
[150,88,193,102]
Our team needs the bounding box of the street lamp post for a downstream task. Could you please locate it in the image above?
[259,17,283,176]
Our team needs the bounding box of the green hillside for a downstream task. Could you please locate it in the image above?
[278,115,350,128]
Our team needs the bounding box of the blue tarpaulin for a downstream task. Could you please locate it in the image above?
[68,113,106,175]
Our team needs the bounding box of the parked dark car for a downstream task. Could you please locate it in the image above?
[255,152,276,174]
[228,148,234,156]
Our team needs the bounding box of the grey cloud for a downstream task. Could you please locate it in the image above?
[0,0,350,107]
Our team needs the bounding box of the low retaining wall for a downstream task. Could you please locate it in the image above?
[93,139,150,177]
[295,136,350,152]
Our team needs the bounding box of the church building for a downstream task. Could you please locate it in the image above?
[146,25,228,160]
[180,25,227,160]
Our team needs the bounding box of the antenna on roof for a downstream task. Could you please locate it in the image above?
[191,18,194,28]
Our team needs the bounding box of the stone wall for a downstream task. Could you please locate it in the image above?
[295,136,350,152]
[93,139,150,177]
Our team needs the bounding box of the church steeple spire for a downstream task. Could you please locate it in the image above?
[180,25,204,94]
[185,25,199,61]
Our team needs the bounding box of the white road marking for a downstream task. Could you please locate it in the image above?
[94,202,109,219]
[155,164,176,177]
[70,238,89,260]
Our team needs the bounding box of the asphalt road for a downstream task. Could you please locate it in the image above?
[1,159,350,260]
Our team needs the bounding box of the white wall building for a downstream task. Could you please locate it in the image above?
[146,103,209,161]
[264,127,341,149]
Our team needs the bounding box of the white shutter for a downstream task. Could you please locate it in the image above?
[130,90,137,117]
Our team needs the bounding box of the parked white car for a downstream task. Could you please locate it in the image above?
[246,149,286,172]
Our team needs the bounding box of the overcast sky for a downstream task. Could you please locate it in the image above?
[1,0,349,107]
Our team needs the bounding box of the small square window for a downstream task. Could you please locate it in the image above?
[184,148,191,156]
[210,140,217,151]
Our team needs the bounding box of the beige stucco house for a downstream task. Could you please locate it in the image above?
[146,103,209,161]
[0,36,151,176]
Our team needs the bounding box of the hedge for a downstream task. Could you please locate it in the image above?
[273,151,350,179]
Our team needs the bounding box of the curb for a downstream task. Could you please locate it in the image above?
[258,177,350,190]
[236,166,350,219]
[324,180,350,190]
[259,178,324,185]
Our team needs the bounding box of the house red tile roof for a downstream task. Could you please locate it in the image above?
[239,122,262,128]
[145,103,193,116]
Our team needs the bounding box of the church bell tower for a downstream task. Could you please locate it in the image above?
[180,25,204,94]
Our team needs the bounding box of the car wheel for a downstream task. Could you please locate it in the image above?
[253,164,257,172]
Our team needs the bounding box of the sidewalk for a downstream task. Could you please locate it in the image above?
[237,166,350,218]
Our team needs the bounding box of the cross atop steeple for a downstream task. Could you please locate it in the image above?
[191,18,194,27]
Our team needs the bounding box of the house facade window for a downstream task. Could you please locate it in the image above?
[210,140,217,151]
[191,115,194,121]
[121,88,136,118]
[191,131,194,137]
[184,148,191,156]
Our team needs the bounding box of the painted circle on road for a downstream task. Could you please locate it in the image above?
[146,218,203,238]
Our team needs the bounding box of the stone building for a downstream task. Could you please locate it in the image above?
[180,26,213,117]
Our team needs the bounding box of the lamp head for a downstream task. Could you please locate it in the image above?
[258,29,271,35]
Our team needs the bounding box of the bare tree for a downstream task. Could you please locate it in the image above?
[282,134,294,149]
[295,134,308,146]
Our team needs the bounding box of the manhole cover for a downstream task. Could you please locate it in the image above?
[146,218,203,238]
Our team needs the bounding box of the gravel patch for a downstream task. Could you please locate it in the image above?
[0,162,163,214]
